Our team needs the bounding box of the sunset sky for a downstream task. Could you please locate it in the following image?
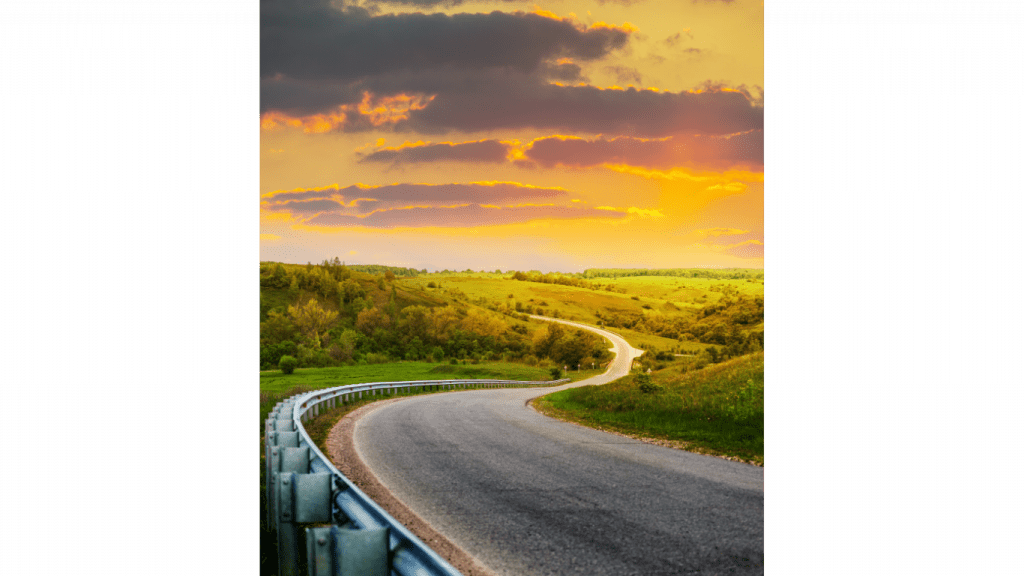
[260,0,763,272]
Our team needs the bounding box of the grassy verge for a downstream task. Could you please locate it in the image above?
[533,352,764,465]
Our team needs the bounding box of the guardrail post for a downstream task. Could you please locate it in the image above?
[277,471,333,576]
[264,426,299,524]
[306,525,391,576]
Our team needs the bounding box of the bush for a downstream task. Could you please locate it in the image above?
[279,355,298,374]
[549,367,562,380]
[431,347,445,363]
[365,352,388,364]
[635,372,663,394]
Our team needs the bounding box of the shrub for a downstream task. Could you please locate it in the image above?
[365,352,388,364]
[431,347,445,362]
[279,355,298,374]
[635,372,662,394]
[549,367,562,380]
[449,358,459,365]
[427,281,437,288]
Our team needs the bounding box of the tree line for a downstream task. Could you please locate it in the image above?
[259,261,608,371]
[582,268,764,280]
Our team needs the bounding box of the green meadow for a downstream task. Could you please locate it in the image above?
[536,352,764,465]
[405,270,763,356]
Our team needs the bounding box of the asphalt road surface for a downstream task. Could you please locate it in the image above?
[354,317,764,575]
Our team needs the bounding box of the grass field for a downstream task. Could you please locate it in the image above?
[534,352,764,465]
[401,272,761,355]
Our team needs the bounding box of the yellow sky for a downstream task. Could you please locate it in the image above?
[260,0,763,271]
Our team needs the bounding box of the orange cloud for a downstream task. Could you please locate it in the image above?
[590,21,638,34]
[260,91,434,133]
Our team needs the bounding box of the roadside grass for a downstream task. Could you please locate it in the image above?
[612,327,702,354]
[259,361,556,395]
[534,352,764,465]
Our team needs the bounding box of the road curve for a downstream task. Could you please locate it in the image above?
[353,317,764,575]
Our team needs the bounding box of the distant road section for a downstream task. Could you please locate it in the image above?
[354,316,764,575]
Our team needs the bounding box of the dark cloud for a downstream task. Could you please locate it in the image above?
[539,61,586,82]
[359,140,510,164]
[261,4,631,82]
[303,203,626,228]
[604,65,644,86]
[363,0,645,5]
[523,130,763,170]
[364,0,517,6]
[262,198,347,214]
[400,79,762,136]
[260,76,364,117]
[260,1,760,138]
[262,181,569,207]
[260,187,340,203]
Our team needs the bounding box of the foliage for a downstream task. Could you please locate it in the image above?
[550,367,562,380]
[582,268,763,280]
[278,355,297,374]
[510,270,598,289]
[288,298,339,349]
[261,339,297,370]
[635,372,663,393]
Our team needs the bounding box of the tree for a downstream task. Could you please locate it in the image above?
[532,323,564,359]
[426,306,460,343]
[399,305,430,342]
[340,279,364,304]
[260,310,297,346]
[356,307,391,337]
[327,329,358,363]
[384,270,396,282]
[271,263,288,288]
[287,298,338,349]
[461,309,506,339]
[551,329,591,367]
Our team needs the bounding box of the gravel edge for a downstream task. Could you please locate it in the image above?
[324,397,499,576]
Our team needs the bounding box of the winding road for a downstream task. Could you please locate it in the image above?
[353,317,764,575]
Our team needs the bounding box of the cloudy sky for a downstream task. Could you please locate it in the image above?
[260,0,763,271]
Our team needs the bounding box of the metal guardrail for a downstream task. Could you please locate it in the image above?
[264,378,569,576]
